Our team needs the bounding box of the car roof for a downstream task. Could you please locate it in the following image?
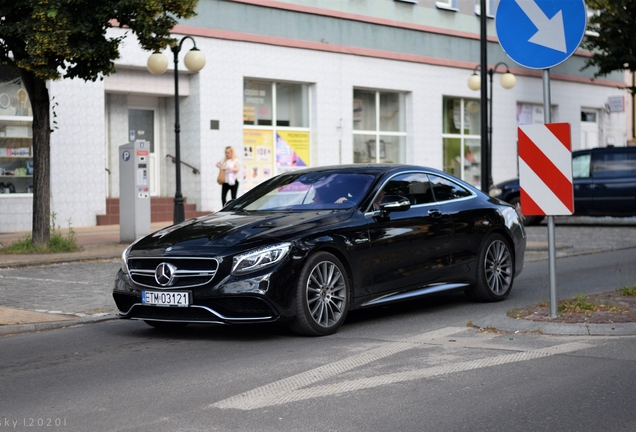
[574,146,636,156]
[280,164,449,177]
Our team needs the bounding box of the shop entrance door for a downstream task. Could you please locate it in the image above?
[128,109,159,196]
[580,110,599,149]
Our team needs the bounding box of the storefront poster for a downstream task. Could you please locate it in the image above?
[276,131,309,173]
[243,130,273,190]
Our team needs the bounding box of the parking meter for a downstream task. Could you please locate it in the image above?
[119,140,151,242]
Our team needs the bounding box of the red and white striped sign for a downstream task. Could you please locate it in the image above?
[518,123,574,216]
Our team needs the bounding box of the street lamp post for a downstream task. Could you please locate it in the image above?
[467,62,516,191]
[147,36,206,224]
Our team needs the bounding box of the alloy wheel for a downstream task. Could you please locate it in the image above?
[484,240,513,295]
[305,261,347,328]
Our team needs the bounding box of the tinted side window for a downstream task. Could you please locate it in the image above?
[572,153,591,178]
[592,152,636,178]
[379,173,434,206]
[429,174,472,202]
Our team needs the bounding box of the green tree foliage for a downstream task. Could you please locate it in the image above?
[583,0,636,93]
[0,0,198,245]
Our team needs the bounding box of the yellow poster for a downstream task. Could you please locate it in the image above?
[242,130,274,190]
[276,131,310,172]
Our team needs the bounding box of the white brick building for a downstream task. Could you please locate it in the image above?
[0,0,628,232]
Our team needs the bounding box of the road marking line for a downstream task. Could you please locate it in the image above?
[209,327,463,410]
[210,338,590,410]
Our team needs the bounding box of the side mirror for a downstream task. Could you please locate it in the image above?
[379,195,411,213]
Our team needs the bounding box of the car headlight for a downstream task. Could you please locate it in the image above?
[488,187,502,197]
[232,243,291,276]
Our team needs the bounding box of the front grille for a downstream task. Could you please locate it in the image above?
[132,274,212,288]
[127,256,218,289]
[129,258,215,272]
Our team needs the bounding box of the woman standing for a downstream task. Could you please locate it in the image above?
[216,146,241,206]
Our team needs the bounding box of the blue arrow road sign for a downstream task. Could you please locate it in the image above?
[496,0,587,69]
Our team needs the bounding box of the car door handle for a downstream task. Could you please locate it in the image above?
[428,209,443,218]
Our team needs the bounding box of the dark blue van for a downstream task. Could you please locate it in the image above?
[489,146,636,225]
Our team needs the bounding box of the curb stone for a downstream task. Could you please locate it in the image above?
[471,315,636,336]
[0,314,118,337]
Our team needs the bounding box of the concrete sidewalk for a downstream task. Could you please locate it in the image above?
[0,222,172,268]
[1,217,636,336]
[0,222,171,335]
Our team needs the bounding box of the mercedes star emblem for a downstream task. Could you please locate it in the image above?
[155,262,177,287]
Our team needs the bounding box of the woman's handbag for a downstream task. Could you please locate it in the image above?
[217,168,225,185]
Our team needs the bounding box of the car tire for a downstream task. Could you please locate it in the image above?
[144,320,189,330]
[467,233,514,302]
[509,196,543,226]
[289,252,350,336]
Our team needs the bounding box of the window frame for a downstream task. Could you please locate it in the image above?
[474,0,495,18]
[353,89,407,164]
[242,79,312,188]
[441,96,482,187]
[435,0,458,12]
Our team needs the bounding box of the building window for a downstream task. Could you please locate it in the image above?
[0,66,31,117]
[581,110,597,123]
[243,79,310,190]
[585,8,600,37]
[353,90,406,164]
[441,96,481,188]
[517,103,551,126]
[517,103,543,125]
[474,0,495,18]
[435,0,458,11]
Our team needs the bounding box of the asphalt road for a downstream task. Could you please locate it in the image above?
[0,311,634,431]
[1,225,635,431]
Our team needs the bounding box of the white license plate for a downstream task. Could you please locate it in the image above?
[142,291,190,307]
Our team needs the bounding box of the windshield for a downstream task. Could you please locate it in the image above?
[228,172,375,211]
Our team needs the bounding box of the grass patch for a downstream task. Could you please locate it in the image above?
[0,214,81,254]
[508,291,632,322]
[507,307,523,319]
[619,286,636,297]
[556,294,626,315]
[557,294,597,314]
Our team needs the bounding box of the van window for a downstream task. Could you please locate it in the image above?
[592,152,636,178]
[572,154,591,178]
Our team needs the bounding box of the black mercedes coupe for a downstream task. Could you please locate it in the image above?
[114,164,526,336]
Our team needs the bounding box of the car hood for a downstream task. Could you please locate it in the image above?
[128,210,354,255]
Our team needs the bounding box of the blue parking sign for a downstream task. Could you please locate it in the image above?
[496,0,587,69]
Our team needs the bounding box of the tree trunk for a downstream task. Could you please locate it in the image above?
[20,70,51,246]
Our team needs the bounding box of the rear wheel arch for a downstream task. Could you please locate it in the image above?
[508,195,544,226]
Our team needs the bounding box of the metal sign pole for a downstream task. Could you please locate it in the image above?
[543,69,558,318]
[496,0,586,319]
